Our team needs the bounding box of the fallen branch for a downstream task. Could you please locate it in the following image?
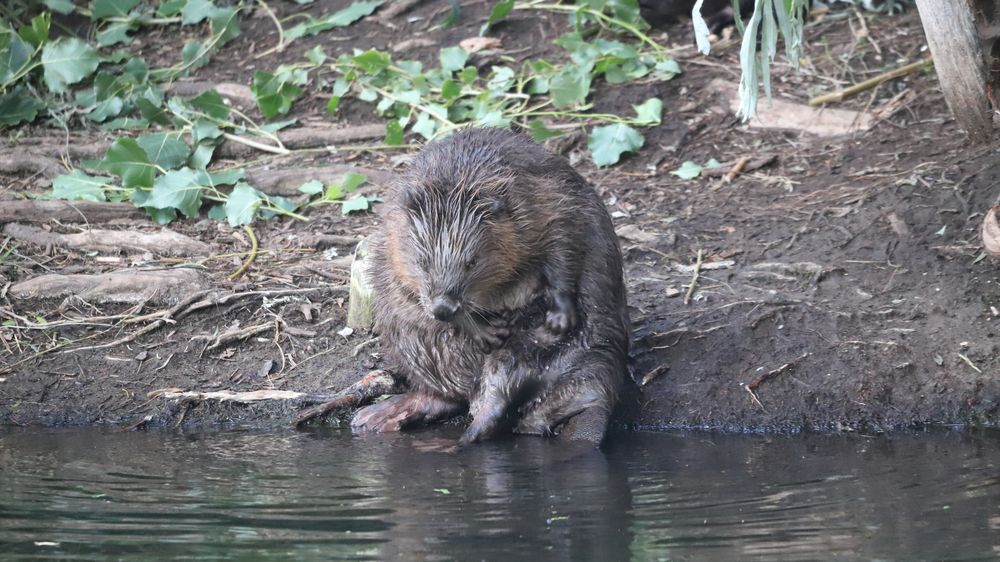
[245,165,392,196]
[0,200,146,224]
[808,58,932,107]
[11,269,210,307]
[3,223,212,257]
[216,124,386,158]
[192,321,274,350]
[293,370,401,426]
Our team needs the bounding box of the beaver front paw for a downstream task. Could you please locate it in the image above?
[545,292,579,335]
[469,320,511,354]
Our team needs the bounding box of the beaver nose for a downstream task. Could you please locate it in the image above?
[430,296,460,321]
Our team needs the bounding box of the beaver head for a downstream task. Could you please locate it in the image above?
[386,171,529,325]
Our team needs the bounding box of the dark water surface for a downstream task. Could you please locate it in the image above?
[1,427,998,561]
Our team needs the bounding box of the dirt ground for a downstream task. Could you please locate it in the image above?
[3,1,1000,435]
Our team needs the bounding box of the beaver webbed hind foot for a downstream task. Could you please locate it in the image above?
[351,393,465,433]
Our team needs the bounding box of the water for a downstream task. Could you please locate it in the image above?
[1,427,997,561]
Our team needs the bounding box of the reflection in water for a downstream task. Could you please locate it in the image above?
[0,427,998,560]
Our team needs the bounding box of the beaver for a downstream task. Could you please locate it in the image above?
[351,127,629,446]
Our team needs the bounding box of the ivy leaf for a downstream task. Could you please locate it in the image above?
[98,138,157,188]
[298,180,324,195]
[588,123,644,168]
[439,46,468,74]
[671,161,703,180]
[91,0,142,19]
[252,71,303,119]
[190,89,231,120]
[148,168,204,219]
[285,1,384,40]
[137,132,190,169]
[41,37,101,93]
[0,88,43,126]
[225,183,264,226]
[633,98,663,126]
[51,170,112,202]
[480,0,514,35]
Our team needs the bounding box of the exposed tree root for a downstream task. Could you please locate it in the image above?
[3,223,212,257]
[0,200,146,224]
[11,269,210,307]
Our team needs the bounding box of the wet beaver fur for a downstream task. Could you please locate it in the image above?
[351,127,629,446]
[639,0,755,34]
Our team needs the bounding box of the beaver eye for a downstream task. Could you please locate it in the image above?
[464,258,476,271]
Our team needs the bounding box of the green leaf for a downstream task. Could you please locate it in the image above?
[341,172,367,192]
[305,45,327,64]
[51,170,112,202]
[440,79,461,101]
[91,0,142,19]
[225,183,264,226]
[252,71,304,119]
[486,66,515,93]
[96,21,135,47]
[588,123,644,168]
[459,66,477,84]
[480,0,514,35]
[209,6,241,46]
[207,204,226,220]
[440,1,460,27]
[526,120,562,142]
[0,88,43,126]
[327,96,341,113]
[261,195,299,218]
[157,0,186,17]
[385,120,404,145]
[44,0,76,14]
[298,180,323,195]
[352,49,390,74]
[98,138,157,188]
[137,132,190,169]
[190,89,231,120]
[101,116,149,130]
[181,0,214,24]
[18,13,51,46]
[342,195,376,215]
[549,65,591,109]
[41,37,101,93]
[148,168,203,218]
[285,1,384,40]
[671,161,703,180]
[439,46,468,74]
[0,33,33,84]
[633,98,662,126]
[195,168,244,187]
[181,40,210,71]
[412,111,437,140]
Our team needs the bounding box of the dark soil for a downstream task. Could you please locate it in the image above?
[4,1,1000,435]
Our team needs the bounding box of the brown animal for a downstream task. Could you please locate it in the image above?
[351,127,629,446]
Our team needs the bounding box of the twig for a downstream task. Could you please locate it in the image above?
[683,249,703,305]
[221,132,289,155]
[293,370,400,426]
[228,226,259,280]
[254,0,286,59]
[745,352,811,391]
[723,157,750,183]
[808,58,932,107]
[192,322,274,350]
[957,353,983,374]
